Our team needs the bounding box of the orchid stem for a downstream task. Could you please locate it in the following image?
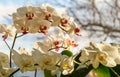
[73,60,89,67]
[74,60,82,65]
[16,34,26,38]
[34,69,37,77]
[10,33,17,68]
[110,68,120,77]
[9,68,20,77]
[4,40,11,50]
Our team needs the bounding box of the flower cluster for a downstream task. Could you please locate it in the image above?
[0,24,15,40]
[0,4,120,77]
[0,4,80,77]
[79,42,120,68]
[12,48,75,75]
[0,52,16,77]
[34,32,78,52]
[12,4,80,35]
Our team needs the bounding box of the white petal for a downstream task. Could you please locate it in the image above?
[103,57,116,67]
[12,50,23,67]
[91,57,99,68]
[17,6,28,16]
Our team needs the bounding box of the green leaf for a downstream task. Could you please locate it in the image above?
[61,50,73,57]
[44,69,55,77]
[109,65,120,77]
[93,65,111,77]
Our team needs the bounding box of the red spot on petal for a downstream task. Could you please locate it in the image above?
[61,19,68,25]
[73,44,78,47]
[43,26,47,30]
[40,26,47,30]
[21,26,29,34]
[26,12,34,20]
[74,28,80,33]
[61,24,66,27]
[47,13,51,17]
[72,41,74,43]
[39,26,48,35]
[2,35,7,40]
[39,30,46,35]
[54,41,59,46]
[22,31,28,35]
[55,46,59,51]
[45,13,52,20]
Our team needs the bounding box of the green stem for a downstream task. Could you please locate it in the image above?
[10,33,17,68]
[4,40,11,50]
[34,69,37,77]
[73,60,89,67]
[16,34,26,38]
[9,68,20,77]
[110,68,120,77]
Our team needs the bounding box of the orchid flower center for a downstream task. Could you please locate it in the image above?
[54,41,60,46]
[61,18,68,26]
[39,26,47,34]
[21,26,29,34]
[45,13,52,20]
[26,12,34,20]
[53,41,60,51]
[74,28,80,33]
[67,39,78,47]
[98,53,107,61]
[63,63,70,69]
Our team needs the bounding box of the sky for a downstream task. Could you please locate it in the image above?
[0,0,36,24]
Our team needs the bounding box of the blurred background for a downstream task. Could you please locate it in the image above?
[0,0,120,77]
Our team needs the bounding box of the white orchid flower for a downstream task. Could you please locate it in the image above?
[34,33,66,52]
[79,42,120,68]
[112,44,120,64]
[42,52,61,70]
[0,53,16,77]
[12,49,35,72]
[0,52,9,68]
[60,55,76,75]
[57,14,80,35]
[12,5,52,34]
[0,63,16,77]
[0,24,16,39]
[34,40,51,53]
[34,32,78,52]
[39,4,58,21]
[32,49,63,73]
[12,6,40,20]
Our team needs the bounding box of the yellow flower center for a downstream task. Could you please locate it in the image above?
[44,61,50,65]
[98,53,107,61]
[63,63,70,69]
